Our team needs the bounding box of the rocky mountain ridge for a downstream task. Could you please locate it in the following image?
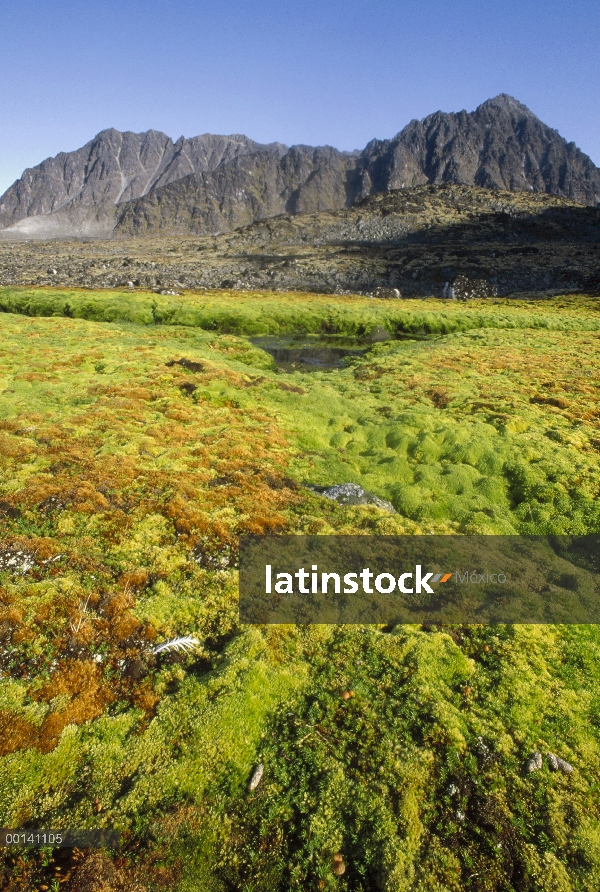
[1,95,599,239]
[0,131,286,237]
[115,144,359,238]
[351,95,600,205]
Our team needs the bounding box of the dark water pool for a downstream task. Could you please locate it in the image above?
[250,336,369,371]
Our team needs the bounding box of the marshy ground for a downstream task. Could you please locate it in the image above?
[1,287,600,891]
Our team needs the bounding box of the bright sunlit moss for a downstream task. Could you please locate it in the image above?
[1,290,600,890]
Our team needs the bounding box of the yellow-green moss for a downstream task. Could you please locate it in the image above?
[1,292,600,890]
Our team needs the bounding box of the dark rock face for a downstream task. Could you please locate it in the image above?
[0,130,283,236]
[113,145,357,237]
[1,95,599,239]
[352,95,600,207]
[114,96,600,236]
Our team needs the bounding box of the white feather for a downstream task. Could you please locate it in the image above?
[151,636,200,655]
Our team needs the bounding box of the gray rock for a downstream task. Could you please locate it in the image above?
[547,753,574,774]
[373,287,401,299]
[321,483,396,513]
[115,144,356,237]
[525,751,543,773]
[248,763,264,791]
[452,275,498,300]
[0,130,286,237]
[368,325,392,342]
[351,94,600,208]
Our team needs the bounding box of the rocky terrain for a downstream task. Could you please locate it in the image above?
[1,185,598,296]
[114,144,358,238]
[0,131,287,237]
[1,95,599,239]
[350,94,600,207]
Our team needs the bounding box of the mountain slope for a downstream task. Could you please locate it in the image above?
[113,144,358,237]
[352,95,600,205]
[1,95,599,239]
[2,185,598,297]
[113,95,600,237]
[0,130,283,237]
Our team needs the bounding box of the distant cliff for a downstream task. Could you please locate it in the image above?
[0,131,284,236]
[351,95,600,207]
[1,95,598,239]
[114,145,358,237]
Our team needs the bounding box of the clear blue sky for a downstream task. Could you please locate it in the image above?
[1,0,599,195]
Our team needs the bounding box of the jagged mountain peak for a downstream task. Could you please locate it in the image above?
[350,97,599,207]
[0,129,283,236]
[2,96,599,239]
[477,93,534,113]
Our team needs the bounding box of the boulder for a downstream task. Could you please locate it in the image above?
[525,751,543,773]
[373,287,401,299]
[451,275,498,300]
[321,483,396,513]
[368,325,392,342]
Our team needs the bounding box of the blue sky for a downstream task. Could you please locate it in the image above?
[1,0,598,195]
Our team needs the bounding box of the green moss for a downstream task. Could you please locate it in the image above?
[2,286,600,338]
[1,292,600,889]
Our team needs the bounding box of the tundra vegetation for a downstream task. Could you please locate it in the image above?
[1,287,600,891]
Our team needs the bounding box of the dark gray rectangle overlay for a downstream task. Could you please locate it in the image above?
[239,535,600,624]
[0,829,120,848]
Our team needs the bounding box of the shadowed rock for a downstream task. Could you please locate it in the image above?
[1,184,598,297]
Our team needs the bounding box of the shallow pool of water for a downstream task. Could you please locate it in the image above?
[250,336,369,371]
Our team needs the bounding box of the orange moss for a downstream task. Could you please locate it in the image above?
[111,614,142,642]
[11,627,36,645]
[15,372,60,382]
[37,660,114,753]
[101,591,135,619]
[242,514,288,534]
[1,606,24,625]
[119,569,150,592]
[0,433,33,459]
[0,711,38,756]
[131,683,160,716]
